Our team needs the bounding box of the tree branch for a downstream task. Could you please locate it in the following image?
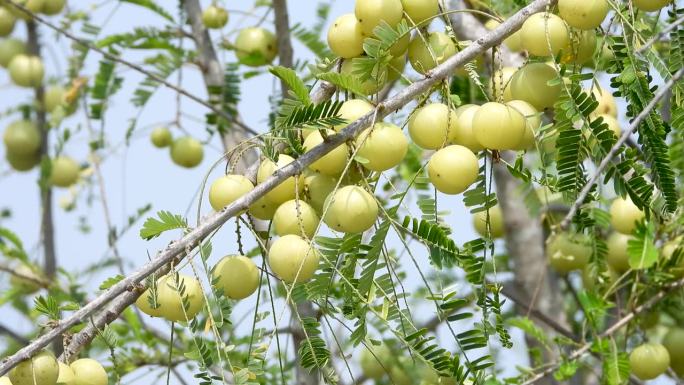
[0,262,51,289]
[272,0,294,93]
[0,324,30,346]
[0,0,555,374]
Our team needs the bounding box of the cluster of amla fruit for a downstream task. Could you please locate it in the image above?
[1,351,107,385]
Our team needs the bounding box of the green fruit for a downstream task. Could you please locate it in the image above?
[268,234,320,283]
[49,156,79,187]
[69,359,107,385]
[150,127,172,148]
[509,63,561,110]
[328,13,365,59]
[589,86,617,117]
[389,366,412,385]
[558,0,609,30]
[632,0,672,12]
[41,0,65,15]
[355,0,404,36]
[0,38,26,67]
[360,345,392,379]
[212,255,259,300]
[400,0,439,26]
[9,264,43,293]
[598,114,621,137]
[7,0,44,20]
[303,172,337,215]
[303,129,349,176]
[485,19,523,52]
[520,13,570,57]
[8,54,44,87]
[408,103,459,150]
[562,30,597,65]
[472,205,504,238]
[234,27,277,67]
[452,104,483,152]
[56,362,75,385]
[609,197,645,235]
[340,58,386,95]
[333,99,374,132]
[156,274,204,322]
[202,5,228,29]
[0,7,16,36]
[6,150,40,172]
[356,122,408,171]
[387,53,407,82]
[208,174,254,211]
[408,31,456,74]
[664,328,684,372]
[4,120,40,156]
[323,185,378,233]
[135,287,163,318]
[248,195,279,220]
[44,86,66,113]
[389,32,410,57]
[170,137,204,168]
[9,350,59,385]
[472,102,526,150]
[257,155,303,205]
[427,145,479,195]
[273,199,320,238]
[546,233,592,274]
[606,232,631,272]
[488,66,516,101]
[506,100,541,151]
[629,343,670,380]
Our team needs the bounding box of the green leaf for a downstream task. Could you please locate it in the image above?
[100,274,124,290]
[627,221,658,270]
[269,66,311,104]
[34,295,60,320]
[317,71,369,96]
[139,211,188,240]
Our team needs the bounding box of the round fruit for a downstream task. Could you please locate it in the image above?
[49,156,79,187]
[427,145,479,195]
[0,7,16,36]
[234,27,277,67]
[408,31,456,74]
[589,86,617,117]
[212,255,259,300]
[170,136,204,168]
[562,30,597,65]
[629,343,670,380]
[546,233,592,274]
[10,264,43,293]
[303,129,349,176]
[610,197,645,235]
[472,205,504,238]
[9,350,59,385]
[333,99,374,132]
[0,377,11,385]
[257,155,303,205]
[248,195,279,220]
[7,0,44,19]
[558,0,609,30]
[303,172,336,215]
[43,86,71,114]
[472,102,526,150]
[56,362,75,385]
[484,19,522,52]
[208,174,254,211]
[156,274,204,322]
[506,100,541,151]
[663,237,683,260]
[632,0,672,12]
[135,286,163,317]
[389,33,410,56]
[664,328,684,371]
[389,366,412,385]
[69,359,107,385]
[328,13,365,59]
[150,127,172,148]
[356,122,408,171]
[488,66,516,101]
[606,232,631,272]
[202,5,228,29]
[4,120,40,156]
[408,103,459,150]
[323,186,378,233]
[520,13,570,57]
[340,59,385,95]
[6,150,40,172]
[355,0,404,36]
[401,0,439,26]
[387,53,407,81]
[273,199,320,238]
[599,114,621,137]
[268,234,320,283]
[0,38,26,67]
[41,0,65,15]
[581,265,618,292]
[8,54,44,87]
[360,345,392,379]
[452,105,483,152]
[509,63,562,110]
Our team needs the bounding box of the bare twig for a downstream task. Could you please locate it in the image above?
[0,262,51,288]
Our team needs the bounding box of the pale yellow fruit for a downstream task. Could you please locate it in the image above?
[50,156,80,188]
[546,233,592,274]
[355,0,404,36]
[234,27,277,67]
[488,66,516,101]
[589,86,617,117]
[8,54,44,88]
[257,155,303,204]
[389,32,410,57]
[408,31,456,74]
[472,102,526,150]
[156,274,204,322]
[663,237,683,260]
[520,13,570,57]
[304,172,337,215]
[9,264,43,293]
[268,234,320,283]
[610,197,645,235]
[328,14,365,59]
[401,0,439,26]
[452,104,484,152]
[7,0,44,20]
[150,127,172,148]
[3,119,40,156]
[69,359,107,385]
[0,8,16,37]
[56,362,75,385]
[472,205,504,238]
[303,129,349,176]
[43,85,64,113]
[629,343,670,380]
[360,345,392,379]
[408,103,459,150]
[212,255,259,299]
[208,174,254,211]
[324,185,378,233]
[427,145,479,195]
[202,5,228,29]
[333,99,375,132]
[606,232,631,272]
[170,137,203,168]
[599,114,621,137]
[506,100,541,151]
[558,0,609,30]
[340,59,386,95]
[9,351,59,385]
[135,286,163,318]
[273,199,320,238]
[632,0,672,12]
[389,366,412,385]
[562,30,597,65]
[664,328,684,373]
[0,38,26,67]
[356,122,408,171]
[509,63,562,110]
[485,19,522,52]
[41,0,65,15]
[0,377,13,385]
[387,53,407,81]
[248,196,279,220]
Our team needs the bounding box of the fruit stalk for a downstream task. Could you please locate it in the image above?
[0,0,557,375]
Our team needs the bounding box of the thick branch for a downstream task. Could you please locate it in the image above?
[272,0,294,92]
[0,0,555,374]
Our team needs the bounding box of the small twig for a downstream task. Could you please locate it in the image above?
[0,262,51,288]
[0,324,30,345]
